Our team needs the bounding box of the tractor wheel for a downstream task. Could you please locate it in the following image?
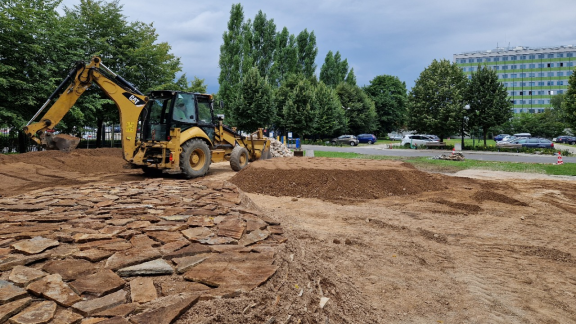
[180,139,211,179]
[230,146,249,171]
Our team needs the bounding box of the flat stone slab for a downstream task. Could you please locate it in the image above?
[239,229,269,247]
[26,274,82,307]
[11,237,59,255]
[163,244,211,260]
[117,259,173,277]
[0,297,32,323]
[73,234,113,243]
[160,281,211,297]
[96,317,131,324]
[49,308,84,324]
[180,228,212,242]
[146,232,183,244]
[71,289,127,316]
[9,300,57,324]
[129,293,199,324]
[183,252,277,290]
[172,255,210,274]
[42,259,97,281]
[130,277,157,303]
[0,252,51,271]
[105,247,161,271]
[94,303,137,317]
[70,269,125,297]
[0,280,27,304]
[186,217,214,227]
[217,218,246,240]
[73,248,114,262]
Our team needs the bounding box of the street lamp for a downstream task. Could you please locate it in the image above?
[461,104,470,151]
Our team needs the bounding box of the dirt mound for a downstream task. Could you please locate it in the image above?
[472,190,528,206]
[230,157,447,202]
[0,148,128,174]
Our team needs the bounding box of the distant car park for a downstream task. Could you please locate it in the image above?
[554,136,576,145]
[514,138,554,148]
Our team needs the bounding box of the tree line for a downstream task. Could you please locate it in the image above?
[2,1,576,146]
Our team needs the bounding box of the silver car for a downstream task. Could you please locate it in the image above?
[401,134,437,146]
[331,135,359,146]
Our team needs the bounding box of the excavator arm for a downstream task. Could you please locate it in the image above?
[23,57,148,161]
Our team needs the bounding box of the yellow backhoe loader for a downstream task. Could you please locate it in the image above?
[23,57,271,178]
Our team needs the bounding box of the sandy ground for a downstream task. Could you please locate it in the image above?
[1,150,576,323]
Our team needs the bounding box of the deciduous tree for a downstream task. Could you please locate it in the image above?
[233,67,274,132]
[363,75,407,134]
[336,83,377,135]
[313,82,346,137]
[295,29,318,79]
[564,69,576,130]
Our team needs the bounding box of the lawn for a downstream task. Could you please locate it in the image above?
[311,151,576,176]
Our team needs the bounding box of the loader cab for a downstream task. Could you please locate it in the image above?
[139,91,214,142]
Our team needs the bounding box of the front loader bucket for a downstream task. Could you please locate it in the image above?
[44,133,81,152]
[260,140,272,160]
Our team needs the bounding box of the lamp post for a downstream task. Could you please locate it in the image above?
[461,104,470,151]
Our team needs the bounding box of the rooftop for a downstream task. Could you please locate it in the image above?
[455,45,576,56]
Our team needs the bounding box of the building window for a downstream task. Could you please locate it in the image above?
[460,59,466,64]
[538,63,544,68]
[494,57,500,62]
[558,90,564,94]
[503,56,509,61]
[558,53,564,58]
[547,63,551,67]
[502,74,508,79]
[485,58,491,62]
[538,82,544,86]
[528,90,533,95]
[568,53,574,57]
[538,90,544,95]
[529,55,535,59]
[502,65,508,70]
[511,56,517,60]
[520,91,524,95]
[510,91,515,96]
[529,82,535,86]
[477,59,482,62]
[548,72,554,77]
[569,62,574,67]
[520,73,526,78]
[557,81,564,85]
[547,81,554,86]
[511,65,517,69]
[557,72,564,76]
[548,54,554,58]
[520,64,526,69]
[559,63,564,67]
[529,73,535,77]
[468,59,474,63]
[493,66,499,70]
[568,71,573,76]
[538,54,544,58]
[521,55,527,60]
[511,74,517,78]
[529,64,535,68]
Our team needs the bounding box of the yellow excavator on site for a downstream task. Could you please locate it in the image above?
[23,57,271,178]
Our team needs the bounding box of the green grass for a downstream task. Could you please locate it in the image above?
[312,151,576,176]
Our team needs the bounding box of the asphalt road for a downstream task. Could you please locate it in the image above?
[301,144,576,164]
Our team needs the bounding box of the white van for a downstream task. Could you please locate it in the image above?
[513,133,531,138]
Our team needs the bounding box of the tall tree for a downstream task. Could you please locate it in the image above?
[269,27,297,87]
[218,3,245,124]
[283,77,315,139]
[465,65,513,146]
[336,83,377,135]
[251,11,276,79]
[319,50,349,87]
[407,59,467,142]
[0,0,74,128]
[313,82,346,137]
[273,73,301,132]
[363,75,407,135]
[564,69,576,130]
[345,68,357,86]
[295,29,318,79]
[233,67,274,132]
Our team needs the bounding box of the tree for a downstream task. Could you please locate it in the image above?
[251,11,276,79]
[218,3,245,124]
[336,83,377,135]
[319,50,349,87]
[156,74,207,93]
[345,68,357,86]
[313,82,346,137]
[363,75,407,135]
[295,29,318,79]
[465,65,513,146]
[564,69,576,130]
[232,67,274,132]
[269,27,297,87]
[283,77,315,139]
[407,59,467,142]
[0,0,74,128]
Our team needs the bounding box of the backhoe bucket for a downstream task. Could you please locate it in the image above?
[43,133,81,152]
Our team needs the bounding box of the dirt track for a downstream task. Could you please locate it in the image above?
[1,149,576,323]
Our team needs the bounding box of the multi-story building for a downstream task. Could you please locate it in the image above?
[454,45,576,113]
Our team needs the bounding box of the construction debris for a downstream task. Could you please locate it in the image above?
[269,138,294,157]
[432,152,465,161]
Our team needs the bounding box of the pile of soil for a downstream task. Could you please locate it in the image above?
[230,157,447,202]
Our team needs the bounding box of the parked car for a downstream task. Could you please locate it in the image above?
[331,135,359,146]
[401,134,437,147]
[425,134,440,142]
[513,138,554,148]
[494,134,510,141]
[388,133,403,141]
[498,135,517,143]
[513,133,531,138]
[554,136,576,144]
[357,134,377,144]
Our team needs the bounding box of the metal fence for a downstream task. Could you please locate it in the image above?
[1,125,123,153]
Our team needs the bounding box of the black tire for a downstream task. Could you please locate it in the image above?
[368,140,373,144]
[180,139,211,179]
[350,141,355,146]
[331,141,336,145]
[230,146,249,171]
[142,167,163,176]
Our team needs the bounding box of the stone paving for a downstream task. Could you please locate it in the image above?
[0,179,285,323]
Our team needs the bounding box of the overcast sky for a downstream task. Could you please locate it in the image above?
[58,0,576,94]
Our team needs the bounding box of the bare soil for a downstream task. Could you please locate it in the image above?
[2,150,576,323]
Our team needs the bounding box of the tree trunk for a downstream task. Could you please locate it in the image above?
[483,127,488,147]
[96,119,104,148]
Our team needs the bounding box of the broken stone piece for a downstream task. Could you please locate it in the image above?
[8,265,46,288]
[129,293,199,324]
[0,253,50,271]
[73,248,114,262]
[42,259,97,281]
[162,244,211,260]
[130,277,157,304]
[180,227,212,242]
[172,254,209,274]
[0,280,27,304]
[94,303,137,317]
[70,269,125,297]
[49,308,84,324]
[105,247,161,271]
[117,259,173,277]
[8,300,57,324]
[11,237,59,255]
[71,289,127,316]
[0,297,32,323]
[26,274,82,307]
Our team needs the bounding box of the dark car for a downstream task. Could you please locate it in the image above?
[555,136,576,144]
[513,138,554,148]
[331,135,359,146]
[494,134,509,141]
[357,134,377,144]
